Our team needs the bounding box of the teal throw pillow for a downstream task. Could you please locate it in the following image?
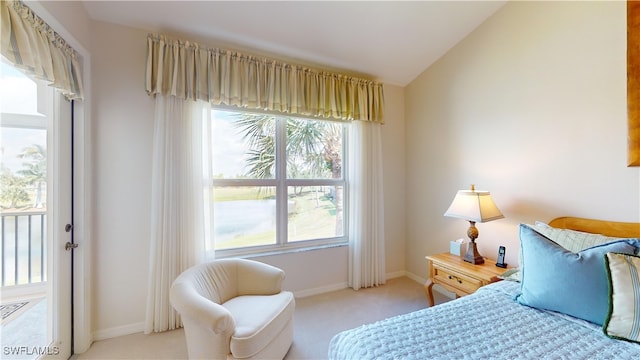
[515,224,639,325]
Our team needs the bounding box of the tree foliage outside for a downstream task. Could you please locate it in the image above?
[231,113,344,236]
[231,114,277,179]
[231,114,342,180]
[0,169,30,208]
[0,144,47,210]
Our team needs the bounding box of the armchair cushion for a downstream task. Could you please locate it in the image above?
[224,292,295,358]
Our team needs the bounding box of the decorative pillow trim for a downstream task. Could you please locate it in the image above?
[603,252,640,344]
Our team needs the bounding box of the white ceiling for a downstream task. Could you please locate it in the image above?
[82,1,506,86]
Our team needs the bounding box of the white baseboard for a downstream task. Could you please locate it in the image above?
[293,282,349,298]
[293,270,419,298]
[293,270,431,298]
[386,270,408,280]
[92,322,144,341]
[403,271,427,284]
[91,272,436,341]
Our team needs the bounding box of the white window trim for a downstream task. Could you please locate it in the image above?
[211,110,348,257]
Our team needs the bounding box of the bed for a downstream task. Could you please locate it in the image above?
[328,217,640,359]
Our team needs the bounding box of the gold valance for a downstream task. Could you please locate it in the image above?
[1,0,84,100]
[145,34,384,123]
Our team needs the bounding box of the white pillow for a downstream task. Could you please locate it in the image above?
[603,252,640,343]
[533,222,622,253]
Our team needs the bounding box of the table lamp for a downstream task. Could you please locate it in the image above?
[444,185,504,264]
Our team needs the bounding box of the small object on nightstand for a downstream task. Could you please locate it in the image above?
[496,246,508,268]
[449,239,467,256]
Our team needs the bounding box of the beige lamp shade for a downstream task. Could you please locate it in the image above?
[444,189,504,223]
[444,186,503,264]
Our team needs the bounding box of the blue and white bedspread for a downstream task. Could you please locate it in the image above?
[328,281,640,359]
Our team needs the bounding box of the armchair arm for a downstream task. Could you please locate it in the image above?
[236,259,286,295]
[170,281,235,335]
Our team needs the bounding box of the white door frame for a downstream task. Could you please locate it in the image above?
[71,93,91,354]
[47,89,73,359]
[27,1,93,354]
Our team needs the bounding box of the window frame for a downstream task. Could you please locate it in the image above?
[211,108,349,258]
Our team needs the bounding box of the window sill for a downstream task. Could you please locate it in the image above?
[215,241,348,260]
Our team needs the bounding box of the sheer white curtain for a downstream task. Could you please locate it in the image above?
[347,120,385,290]
[145,95,213,333]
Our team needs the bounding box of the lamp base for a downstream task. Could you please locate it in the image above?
[463,240,484,265]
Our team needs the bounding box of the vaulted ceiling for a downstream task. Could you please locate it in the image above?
[83,1,506,86]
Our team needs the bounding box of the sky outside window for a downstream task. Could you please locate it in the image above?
[0,58,47,194]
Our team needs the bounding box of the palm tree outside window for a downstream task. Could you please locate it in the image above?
[209,108,346,255]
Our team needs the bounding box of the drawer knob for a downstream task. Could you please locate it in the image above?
[448,275,463,284]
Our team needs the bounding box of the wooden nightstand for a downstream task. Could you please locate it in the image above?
[424,252,508,307]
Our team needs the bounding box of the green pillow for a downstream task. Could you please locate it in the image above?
[604,253,640,343]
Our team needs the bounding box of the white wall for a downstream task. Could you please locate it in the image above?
[380,84,406,276]
[405,1,640,279]
[37,1,92,52]
[86,20,407,338]
[90,21,155,337]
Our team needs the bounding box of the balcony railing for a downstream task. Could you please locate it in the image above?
[1,210,47,287]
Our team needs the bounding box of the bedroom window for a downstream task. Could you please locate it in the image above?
[210,108,346,255]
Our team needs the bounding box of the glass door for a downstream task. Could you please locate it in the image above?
[0,58,73,359]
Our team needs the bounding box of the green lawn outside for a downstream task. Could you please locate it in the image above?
[213,186,339,250]
[214,186,275,202]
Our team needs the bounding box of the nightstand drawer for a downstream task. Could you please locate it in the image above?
[433,264,482,293]
[425,253,509,307]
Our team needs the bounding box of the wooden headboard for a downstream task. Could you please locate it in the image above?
[548,217,640,238]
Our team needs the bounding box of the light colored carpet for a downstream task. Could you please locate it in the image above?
[73,277,452,360]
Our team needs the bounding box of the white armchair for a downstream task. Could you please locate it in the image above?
[170,258,295,360]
